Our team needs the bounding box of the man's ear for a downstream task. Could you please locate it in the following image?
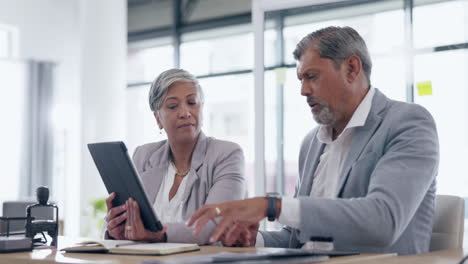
[344,55,362,83]
[153,111,163,129]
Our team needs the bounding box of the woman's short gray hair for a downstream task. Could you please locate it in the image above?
[148,68,204,112]
[293,26,372,85]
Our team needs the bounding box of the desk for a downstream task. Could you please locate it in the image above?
[0,237,464,264]
[350,248,468,264]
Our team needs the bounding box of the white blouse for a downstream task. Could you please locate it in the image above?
[152,163,189,223]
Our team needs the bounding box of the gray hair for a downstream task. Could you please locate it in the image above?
[293,26,372,84]
[148,68,204,112]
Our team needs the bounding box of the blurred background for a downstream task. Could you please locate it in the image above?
[0,0,466,242]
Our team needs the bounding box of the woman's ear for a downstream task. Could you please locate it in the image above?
[153,111,163,129]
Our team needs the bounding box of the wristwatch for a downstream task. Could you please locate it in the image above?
[266,192,281,222]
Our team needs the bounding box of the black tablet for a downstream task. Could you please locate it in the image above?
[87,141,163,232]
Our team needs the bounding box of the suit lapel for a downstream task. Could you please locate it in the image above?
[298,130,325,196]
[142,132,208,204]
[334,89,387,197]
[140,132,208,204]
[181,132,207,201]
[141,141,171,204]
[140,165,166,204]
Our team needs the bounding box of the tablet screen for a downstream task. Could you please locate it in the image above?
[88,141,163,232]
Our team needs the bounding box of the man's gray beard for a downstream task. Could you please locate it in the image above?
[312,104,335,125]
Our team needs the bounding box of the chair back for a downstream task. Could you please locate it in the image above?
[1,201,54,233]
[430,195,465,251]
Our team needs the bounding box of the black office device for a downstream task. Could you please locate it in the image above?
[26,186,59,247]
[0,217,32,253]
[87,141,163,232]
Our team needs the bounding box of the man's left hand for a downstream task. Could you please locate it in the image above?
[186,197,268,243]
[221,222,259,247]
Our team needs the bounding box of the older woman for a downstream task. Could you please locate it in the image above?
[103,68,245,244]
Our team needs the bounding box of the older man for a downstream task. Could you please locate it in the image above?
[188,26,439,255]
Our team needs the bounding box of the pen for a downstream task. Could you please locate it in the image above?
[115,242,149,247]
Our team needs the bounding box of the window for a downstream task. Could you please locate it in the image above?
[266,0,407,196]
[180,32,253,76]
[127,45,174,84]
[0,61,27,205]
[264,69,316,194]
[413,0,468,49]
[126,44,174,154]
[181,32,258,196]
[260,0,468,235]
[0,29,8,57]
[413,0,468,199]
[126,73,256,196]
[199,74,255,195]
[126,2,468,234]
[283,2,406,100]
[0,25,17,58]
[0,25,21,208]
[127,29,257,196]
[414,50,468,196]
[126,84,166,155]
[412,0,468,246]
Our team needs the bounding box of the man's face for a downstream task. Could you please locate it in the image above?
[296,47,351,126]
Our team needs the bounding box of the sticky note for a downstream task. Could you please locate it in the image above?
[275,67,287,85]
[417,81,432,96]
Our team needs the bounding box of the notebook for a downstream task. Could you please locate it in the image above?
[61,239,199,255]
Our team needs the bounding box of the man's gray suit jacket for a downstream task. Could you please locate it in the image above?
[260,89,439,255]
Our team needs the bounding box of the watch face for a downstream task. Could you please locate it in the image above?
[266,192,281,198]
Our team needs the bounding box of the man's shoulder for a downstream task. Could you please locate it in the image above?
[374,95,438,152]
[381,98,435,125]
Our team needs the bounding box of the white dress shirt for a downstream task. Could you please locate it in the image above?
[153,163,188,223]
[257,87,375,246]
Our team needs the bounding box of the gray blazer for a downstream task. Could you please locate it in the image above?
[132,132,245,244]
[261,89,439,255]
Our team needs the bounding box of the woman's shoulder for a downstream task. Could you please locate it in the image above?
[200,137,245,180]
[133,140,168,167]
[204,137,244,160]
[206,137,242,151]
[135,140,167,154]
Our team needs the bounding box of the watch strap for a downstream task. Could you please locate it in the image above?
[266,195,277,221]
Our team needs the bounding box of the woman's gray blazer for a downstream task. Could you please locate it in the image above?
[132,132,245,244]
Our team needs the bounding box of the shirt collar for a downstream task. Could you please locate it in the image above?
[317,86,375,143]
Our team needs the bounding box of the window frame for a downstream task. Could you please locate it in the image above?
[127,0,468,199]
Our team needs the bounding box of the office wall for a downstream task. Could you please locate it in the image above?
[0,0,81,235]
[79,0,127,237]
[0,0,127,236]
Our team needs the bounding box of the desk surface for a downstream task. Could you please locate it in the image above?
[353,248,467,264]
[0,237,465,264]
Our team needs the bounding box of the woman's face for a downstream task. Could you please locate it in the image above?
[155,81,203,144]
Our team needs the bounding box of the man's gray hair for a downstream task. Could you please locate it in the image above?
[148,68,204,112]
[293,26,372,84]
